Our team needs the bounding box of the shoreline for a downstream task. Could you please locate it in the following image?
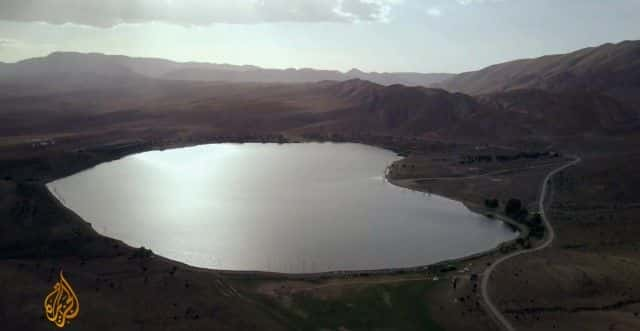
[37,139,530,280]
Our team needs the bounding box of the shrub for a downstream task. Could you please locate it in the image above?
[484,198,499,209]
[505,198,523,216]
[529,213,543,225]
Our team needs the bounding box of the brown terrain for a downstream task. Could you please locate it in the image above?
[436,40,640,101]
[1,40,640,330]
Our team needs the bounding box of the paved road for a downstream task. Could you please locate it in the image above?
[480,156,581,331]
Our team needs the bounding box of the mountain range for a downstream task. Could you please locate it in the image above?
[0,52,453,87]
[1,40,639,145]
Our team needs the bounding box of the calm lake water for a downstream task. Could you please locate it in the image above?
[48,143,516,273]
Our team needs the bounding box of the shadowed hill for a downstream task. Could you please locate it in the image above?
[314,80,483,138]
[302,80,639,142]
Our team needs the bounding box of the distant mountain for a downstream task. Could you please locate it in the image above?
[345,69,453,87]
[2,52,134,78]
[157,62,453,86]
[162,66,345,83]
[0,52,453,87]
[437,40,640,97]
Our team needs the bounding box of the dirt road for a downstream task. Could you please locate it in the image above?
[480,156,581,331]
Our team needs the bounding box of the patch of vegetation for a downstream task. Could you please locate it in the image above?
[527,213,546,239]
[495,152,555,162]
[262,281,443,331]
[130,246,154,259]
[484,198,499,209]
[460,151,559,165]
[504,198,546,239]
[505,198,523,217]
[499,241,519,254]
[515,237,531,249]
[438,264,457,273]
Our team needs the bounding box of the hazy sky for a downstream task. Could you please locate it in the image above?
[0,0,638,73]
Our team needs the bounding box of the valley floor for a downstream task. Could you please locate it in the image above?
[1,130,639,331]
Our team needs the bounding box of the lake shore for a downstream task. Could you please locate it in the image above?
[46,139,526,277]
[0,135,545,330]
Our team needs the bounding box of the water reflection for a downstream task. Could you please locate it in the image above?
[49,143,516,273]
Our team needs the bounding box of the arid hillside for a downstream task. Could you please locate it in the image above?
[437,40,640,113]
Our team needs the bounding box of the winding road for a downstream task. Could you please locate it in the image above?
[480,156,581,331]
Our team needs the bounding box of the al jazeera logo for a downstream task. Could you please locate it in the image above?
[44,271,80,328]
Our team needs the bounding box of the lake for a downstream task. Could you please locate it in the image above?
[48,143,516,273]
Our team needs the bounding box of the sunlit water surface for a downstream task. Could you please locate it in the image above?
[49,143,516,273]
